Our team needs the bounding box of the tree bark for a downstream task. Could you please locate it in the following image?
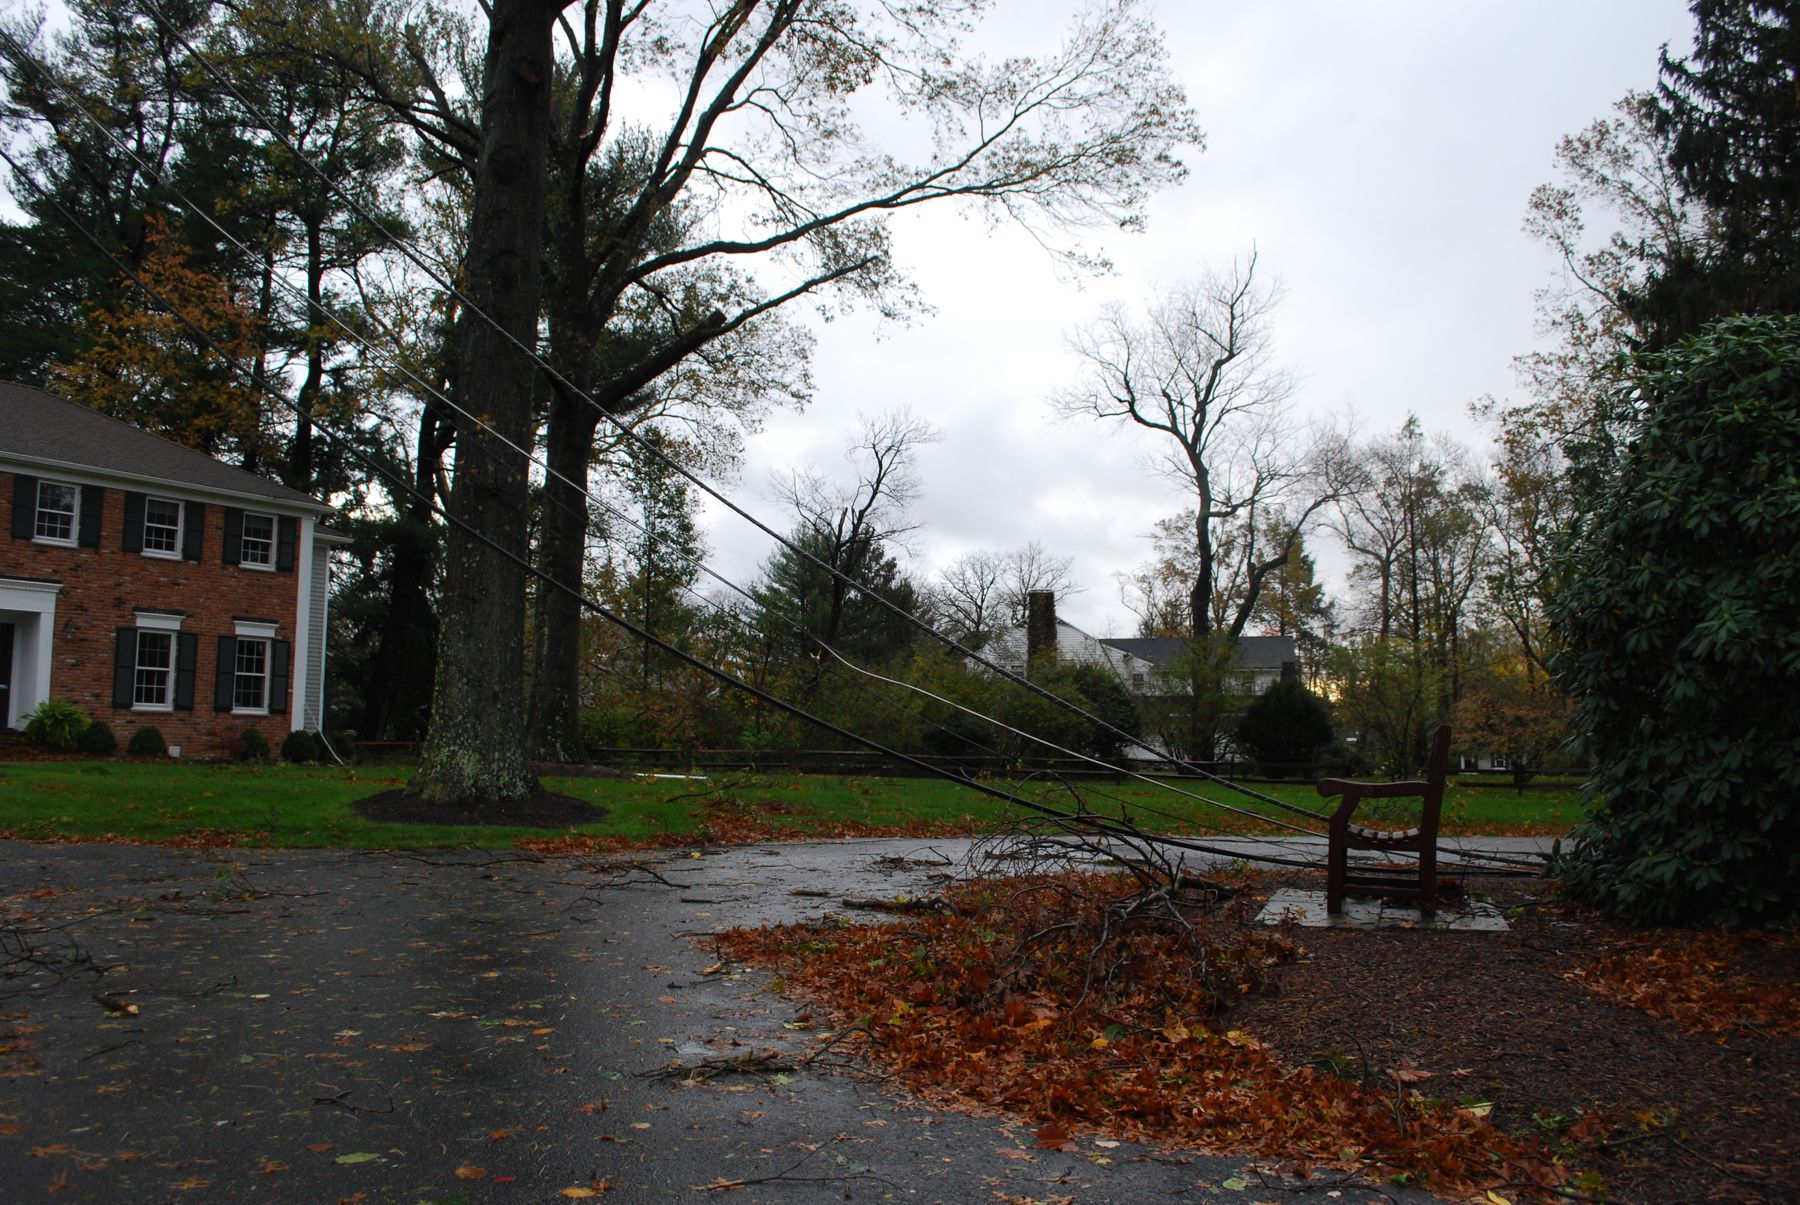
[411,0,557,807]
[526,380,601,760]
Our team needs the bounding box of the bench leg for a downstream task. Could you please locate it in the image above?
[1326,836,1347,914]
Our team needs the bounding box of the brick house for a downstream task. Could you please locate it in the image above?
[1,382,346,756]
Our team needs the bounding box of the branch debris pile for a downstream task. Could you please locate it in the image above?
[720,871,1569,1198]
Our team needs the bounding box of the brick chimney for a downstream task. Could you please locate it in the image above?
[1025,590,1057,664]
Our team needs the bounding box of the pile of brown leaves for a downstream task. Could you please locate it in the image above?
[719,872,1568,1199]
[1566,928,1800,1037]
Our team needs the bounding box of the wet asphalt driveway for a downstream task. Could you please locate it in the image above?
[0,837,1444,1203]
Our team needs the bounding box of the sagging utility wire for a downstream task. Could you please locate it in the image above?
[2,24,1543,876]
[128,2,1337,824]
[0,148,1360,879]
[0,24,1341,849]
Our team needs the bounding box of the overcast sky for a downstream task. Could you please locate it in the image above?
[699,0,1697,638]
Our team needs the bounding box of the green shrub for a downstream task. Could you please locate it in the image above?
[1236,678,1334,773]
[1551,315,1800,925]
[280,730,321,764]
[126,726,167,758]
[76,721,118,756]
[23,698,91,750]
[235,727,271,763]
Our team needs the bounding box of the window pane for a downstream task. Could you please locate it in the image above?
[144,498,181,553]
[36,481,77,541]
[134,632,172,706]
[234,638,269,709]
[240,513,275,565]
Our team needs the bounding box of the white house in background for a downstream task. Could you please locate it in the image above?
[980,592,1299,760]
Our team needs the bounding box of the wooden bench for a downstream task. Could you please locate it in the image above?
[1317,724,1451,915]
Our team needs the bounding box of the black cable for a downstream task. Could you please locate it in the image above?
[2,25,1543,875]
[0,139,1362,875]
[126,1,1337,822]
[0,20,1333,843]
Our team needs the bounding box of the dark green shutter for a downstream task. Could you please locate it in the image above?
[78,485,102,547]
[113,629,137,709]
[10,475,36,539]
[174,634,197,711]
[222,508,242,564]
[276,517,297,571]
[269,640,290,715]
[215,637,237,711]
[122,492,146,552]
[182,502,205,561]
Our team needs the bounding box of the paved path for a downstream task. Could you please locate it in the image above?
[0,836,1509,1202]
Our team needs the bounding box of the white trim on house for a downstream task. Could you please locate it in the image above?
[0,452,332,519]
[0,577,59,730]
[292,522,350,734]
[292,518,313,731]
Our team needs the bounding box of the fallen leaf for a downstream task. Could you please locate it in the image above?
[1389,1068,1434,1084]
[455,1165,485,1180]
[1033,1122,1076,1151]
[304,1143,334,1153]
[333,1152,382,1165]
[996,1147,1034,1160]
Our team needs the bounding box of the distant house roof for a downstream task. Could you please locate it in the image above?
[1100,634,1297,671]
[0,380,328,512]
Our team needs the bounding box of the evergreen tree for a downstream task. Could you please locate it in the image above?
[1636,0,1800,338]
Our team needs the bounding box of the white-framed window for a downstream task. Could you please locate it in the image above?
[34,480,78,544]
[1130,671,1146,690]
[142,497,183,557]
[239,512,275,569]
[1491,754,1511,771]
[134,630,174,709]
[233,637,270,712]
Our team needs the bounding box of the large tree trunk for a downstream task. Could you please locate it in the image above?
[411,0,557,807]
[526,382,600,760]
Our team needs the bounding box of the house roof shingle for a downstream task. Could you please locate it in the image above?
[1099,634,1298,670]
[0,380,327,511]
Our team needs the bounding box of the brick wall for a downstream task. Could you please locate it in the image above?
[2,472,299,758]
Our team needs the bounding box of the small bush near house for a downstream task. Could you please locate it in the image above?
[76,721,118,756]
[1236,678,1334,773]
[281,730,321,764]
[23,699,91,750]
[127,726,168,757]
[235,727,271,763]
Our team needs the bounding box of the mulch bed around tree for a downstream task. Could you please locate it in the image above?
[1230,876,1799,1204]
[353,787,604,828]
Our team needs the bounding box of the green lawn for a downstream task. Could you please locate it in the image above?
[0,758,1584,849]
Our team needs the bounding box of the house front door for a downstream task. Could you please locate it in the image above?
[0,622,13,728]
